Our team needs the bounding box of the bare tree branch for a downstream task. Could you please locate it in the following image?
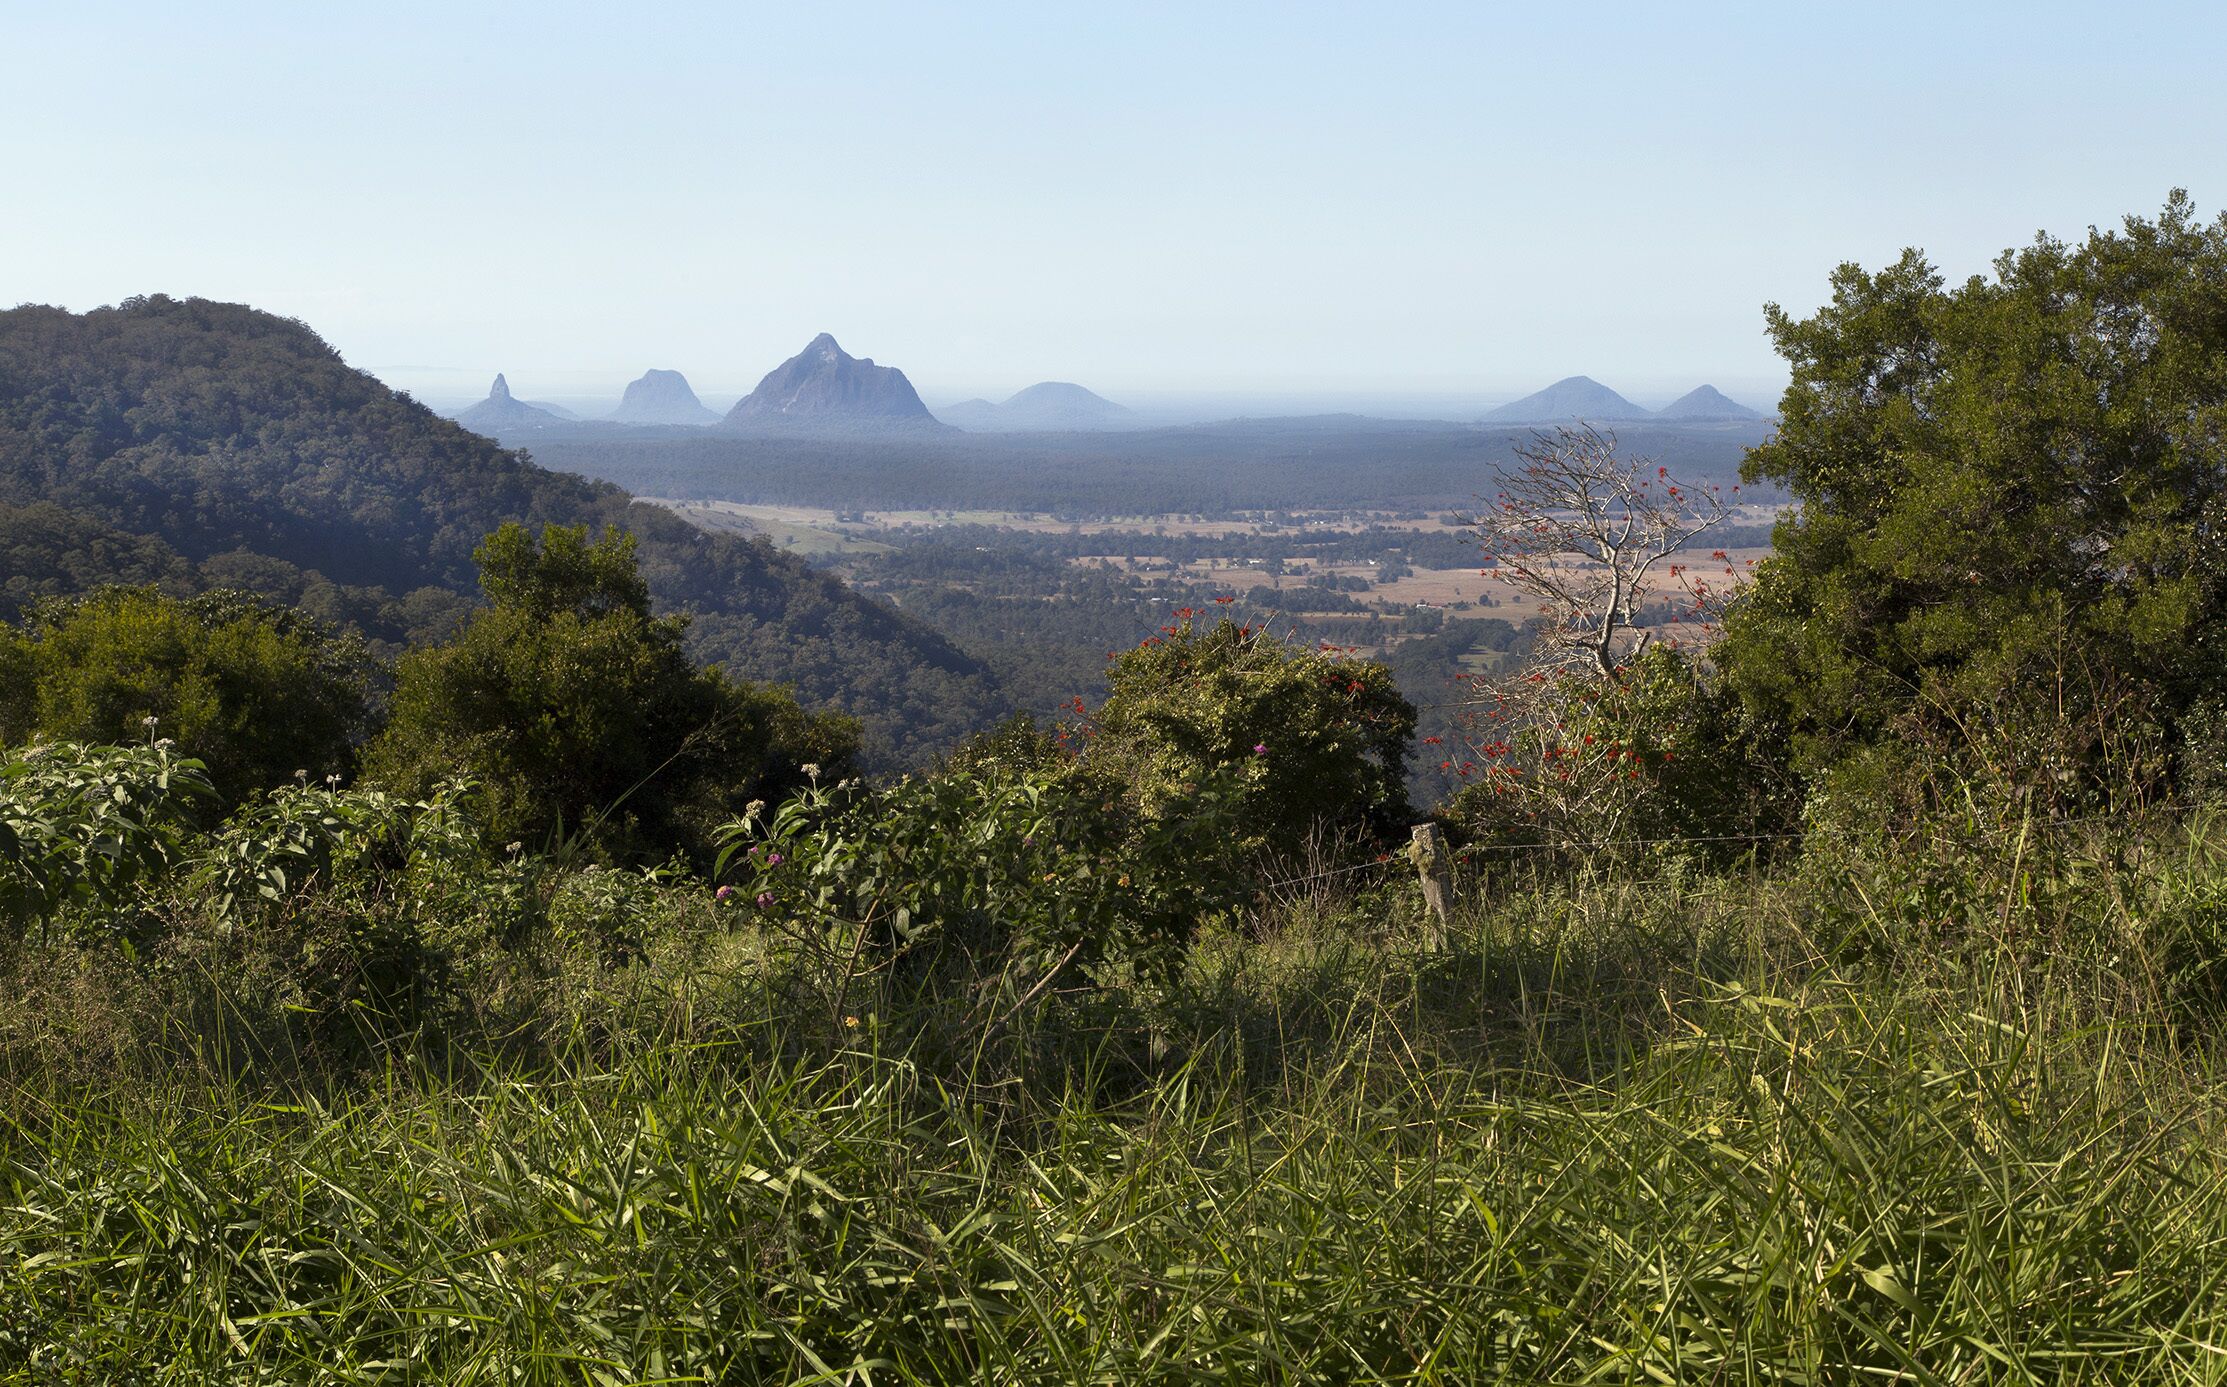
[1460,425,1728,678]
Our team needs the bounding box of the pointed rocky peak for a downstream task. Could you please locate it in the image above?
[724,335,946,434]
[457,371,566,435]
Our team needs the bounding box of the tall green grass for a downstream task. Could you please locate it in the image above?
[7,840,2227,1382]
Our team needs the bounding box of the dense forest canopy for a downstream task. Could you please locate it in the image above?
[1725,193,2227,807]
[0,296,1002,763]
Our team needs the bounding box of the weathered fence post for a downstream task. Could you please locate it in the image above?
[1409,822,1452,950]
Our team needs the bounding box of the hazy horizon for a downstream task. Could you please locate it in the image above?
[416,370,1786,424]
[8,2,2223,405]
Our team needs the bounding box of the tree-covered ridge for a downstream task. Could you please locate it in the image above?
[0,296,1001,762]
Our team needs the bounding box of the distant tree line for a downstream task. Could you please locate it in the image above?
[532,420,1774,518]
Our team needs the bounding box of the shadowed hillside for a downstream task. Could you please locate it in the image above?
[0,296,1002,762]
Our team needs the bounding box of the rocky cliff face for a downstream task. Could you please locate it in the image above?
[724,334,943,432]
[611,368,719,425]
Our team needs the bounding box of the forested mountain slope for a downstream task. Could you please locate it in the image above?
[0,296,1001,761]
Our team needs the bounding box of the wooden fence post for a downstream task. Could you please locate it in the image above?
[1409,822,1452,950]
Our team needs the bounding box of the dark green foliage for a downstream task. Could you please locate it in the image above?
[366,524,859,863]
[190,778,431,926]
[0,502,195,622]
[0,634,27,736]
[2,587,368,808]
[184,777,531,1011]
[1723,193,2227,808]
[0,295,1001,763]
[1094,616,1415,860]
[718,754,1247,985]
[939,710,1073,777]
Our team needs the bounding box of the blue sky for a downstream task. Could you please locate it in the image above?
[6,1,2222,410]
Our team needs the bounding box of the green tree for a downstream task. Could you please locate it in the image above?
[1093,616,1415,861]
[1721,193,2227,810]
[364,524,857,861]
[0,587,367,808]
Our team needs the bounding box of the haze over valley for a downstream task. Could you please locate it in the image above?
[434,333,1778,440]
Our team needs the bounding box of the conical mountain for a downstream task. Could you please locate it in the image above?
[1001,381,1131,427]
[1655,384,1765,421]
[456,374,568,433]
[1482,376,1651,424]
[724,334,944,433]
[934,398,1002,430]
[935,380,1133,431]
[610,368,719,425]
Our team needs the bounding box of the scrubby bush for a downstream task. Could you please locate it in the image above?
[0,587,368,808]
[545,864,703,964]
[366,524,858,864]
[1092,615,1414,864]
[185,777,541,1015]
[190,778,421,923]
[0,739,212,940]
[718,755,1248,990]
[1446,647,1796,863]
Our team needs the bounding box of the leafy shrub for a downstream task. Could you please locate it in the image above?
[1,587,369,809]
[186,778,541,1012]
[366,524,857,864]
[546,864,698,964]
[0,740,212,939]
[717,758,1248,987]
[1795,657,2172,854]
[1093,615,1414,864]
[191,778,419,922]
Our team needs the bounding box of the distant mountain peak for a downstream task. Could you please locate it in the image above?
[1004,381,1125,410]
[457,372,565,434]
[1482,375,1651,424]
[1656,384,1765,421]
[725,335,943,433]
[610,368,719,426]
[936,380,1133,432]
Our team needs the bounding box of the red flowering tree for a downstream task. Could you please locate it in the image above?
[1440,427,1787,856]
[1445,646,1794,860]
